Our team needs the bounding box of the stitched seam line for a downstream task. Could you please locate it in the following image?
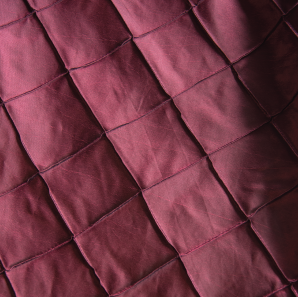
[250,222,294,282]
[284,21,298,38]
[0,0,281,105]
[1,96,296,207]
[1,2,296,294]
[0,259,16,296]
[109,256,179,296]
[181,220,249,257]
[109,0,270,295]
[264,284,292,297]
[1,114,296,264]
[22,1,111,294]
[5,44,296,202]
[191,3,298,285]
[0,0,65,30]
[3,180,298,294]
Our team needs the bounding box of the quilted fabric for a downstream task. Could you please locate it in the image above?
[0,0,298,296]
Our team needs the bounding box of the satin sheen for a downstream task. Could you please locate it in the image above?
[0,0,298,296]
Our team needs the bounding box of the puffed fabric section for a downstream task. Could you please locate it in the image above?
[0,0,298,296]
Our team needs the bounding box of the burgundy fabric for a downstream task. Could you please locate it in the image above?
[0,0,298,296]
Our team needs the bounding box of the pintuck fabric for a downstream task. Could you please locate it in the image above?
[0,0,298,296]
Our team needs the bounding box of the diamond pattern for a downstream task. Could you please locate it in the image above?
[143,158,243,253]
[42,135,139,235]
[108,101,204,188]
[36,0,130,68]
[0,0,296,295]
[181,224,286,297]
[0,175,70,269]
[0,106,37,195]
[135,12,227,96]
[209,124,298,215]
[120,259,198,297]
[0,16,65,101]
[194,0,281,61]
[234,22,298,116]
[112,0,190,36]
[8,242,108,297]
[76,194,176,295]
[6,75,103,170]
[174,67,267,153]
[0,0,29,27]
[70,42,168,130]
[252,187,298,280]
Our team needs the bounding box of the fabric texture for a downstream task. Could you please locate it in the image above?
[0,0,298,296]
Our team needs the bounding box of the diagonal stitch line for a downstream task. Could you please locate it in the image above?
[180,220,249,257]
[0,131,105,199]
[250,222,294,283]
[26,2,166,296]
[23,2,197,295]
[271,89,298,117]
[3,272,16,297]
[94,215,295,297]
[183,1,296,289]
[68,37,132,71]
[2,181,298,292]
[109,256,179,296]
[133,6,195,39]
[3,152,297,276]
[192,2,298,170]
[1,9,297,284]
[250,182,298,218]
[3,193,142,274]
[292,284,298,296]
[0,105,77,273]
[108,2,206,296]
[0,259,16,297]
[0,11,34,30]
[232,49,298,157]
[1,11,279,108]
[181,262,204,297]
[270,0,285,14]
[39,132,105,174]
[269,0,298,40]
[0,173,38,199]
[0,84,266,200]
[112,220,249,296]
[191,3,298,285]
[20,2,111,295]
[3,72,68,104]
[272,123,298,157]
[1,93,296,204]
[0,0,65,30]
[0,5,294,296]
[4,239,73,273]
[264,284,292,297]
[236,73,298,157]
[2,38,130,104]
[35,0,65,13]
[0,0,282,106]
[285,21,298,38]
[128,6,252,293]
[1,38,296,280]
[0,133,258,271]
[141,119,210,297]
[72,238,111,296]
[190,5,270,117]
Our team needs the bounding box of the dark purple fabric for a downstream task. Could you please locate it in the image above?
[0,0,298,296]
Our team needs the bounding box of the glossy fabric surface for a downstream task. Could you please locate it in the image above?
[0,0,298,296]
